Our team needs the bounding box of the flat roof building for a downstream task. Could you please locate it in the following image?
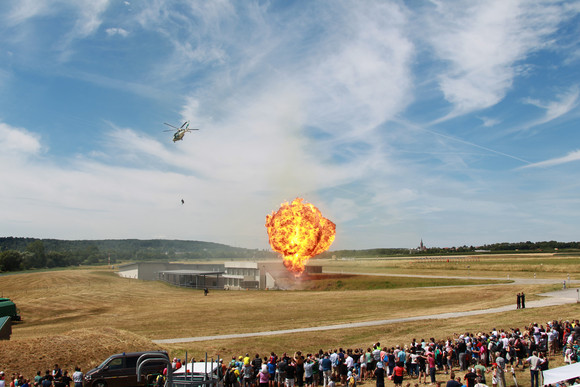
[116,260,322,290]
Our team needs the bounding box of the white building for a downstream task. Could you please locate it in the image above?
[223,261,260,289]
[116,260,307,290]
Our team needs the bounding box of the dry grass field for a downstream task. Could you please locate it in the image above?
[318,253,580,278]
[1,254,579,387]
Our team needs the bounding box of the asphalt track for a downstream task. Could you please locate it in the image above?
[153,275,579,344]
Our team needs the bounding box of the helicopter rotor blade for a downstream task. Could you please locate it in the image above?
[164,123,180,130]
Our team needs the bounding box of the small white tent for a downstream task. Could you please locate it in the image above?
[543,362,580,386]
[173,362,220,376]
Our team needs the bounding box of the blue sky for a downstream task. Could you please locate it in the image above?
[1,0,580,251]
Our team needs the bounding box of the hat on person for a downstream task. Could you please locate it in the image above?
[377,362,384,369]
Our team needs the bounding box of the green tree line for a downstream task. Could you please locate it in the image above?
[2,237,579,273]
[319,240,580,258]
[0,237,276,273]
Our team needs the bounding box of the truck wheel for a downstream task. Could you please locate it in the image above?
[93,381,107,387]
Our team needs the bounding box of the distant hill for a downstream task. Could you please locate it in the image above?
[2,236,579,274]
[0,237,277,272]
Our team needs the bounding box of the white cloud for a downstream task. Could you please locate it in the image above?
[70,0,110,39]
[304,2,414,134]
[519,149,580,169]
[424,0,572,120]
[0,123,43,157]
[479,116,501,127]
[4,0,51,26]
[57,0,110,60]
[105,27,129,37]
[3,0,112,61]
[2,1,580,250]
[522,86,580,129]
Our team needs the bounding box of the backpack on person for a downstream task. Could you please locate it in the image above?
[225,369,237,385]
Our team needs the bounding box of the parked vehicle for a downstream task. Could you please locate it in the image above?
[0,298,21,321]
[84,351,168,387]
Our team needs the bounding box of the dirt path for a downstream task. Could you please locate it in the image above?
[153,275,579,344]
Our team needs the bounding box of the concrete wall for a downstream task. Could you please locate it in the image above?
[224,261,258,269]
[118,267,139,279]
[117,262,224,281]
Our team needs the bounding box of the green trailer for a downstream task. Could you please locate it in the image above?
[0,316,12,340]
[0,298,21,321]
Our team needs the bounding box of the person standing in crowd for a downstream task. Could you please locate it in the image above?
[71,368,82,387]
[267,358,276,387]
[258,365,269,387]
[304,356,314,387]
[490,364,498,387]
[373,362,385,387]
[321,353,332,387]
[295,352,304,387]
[494,353,506,387]
[33,373,42,387]
[392,361,405,387]
[285,359,296,387]
[241,361,253,387]
[526,351,544,387]
[457,339,467,372]
[446,372,461,387]
[41,375,51,387]
[426,352,437,385]
[474,361,486,385]
[60,371,71,387]
[464,368,477,387]
[51,367,61,382]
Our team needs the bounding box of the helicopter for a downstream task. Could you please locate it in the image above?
[163,121,199,142]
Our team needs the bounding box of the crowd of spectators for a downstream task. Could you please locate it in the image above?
[217,319,580,387]
[0,366,83,387]
[2,319,580,387]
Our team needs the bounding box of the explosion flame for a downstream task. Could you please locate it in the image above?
[265,198,336,274]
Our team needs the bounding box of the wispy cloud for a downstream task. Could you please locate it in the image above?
[479,116,501,127]
[4,0,51,27]
[424,0,573,121]
[2,0,111,62]
[519,149,580,169]
[105,27,128,37]
[522,86,580,129]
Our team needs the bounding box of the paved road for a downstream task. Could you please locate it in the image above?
[153,276,579,344]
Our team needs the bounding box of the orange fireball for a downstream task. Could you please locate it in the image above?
[265,198,336,274]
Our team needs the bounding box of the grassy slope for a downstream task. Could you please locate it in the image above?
[1,254,579,386]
